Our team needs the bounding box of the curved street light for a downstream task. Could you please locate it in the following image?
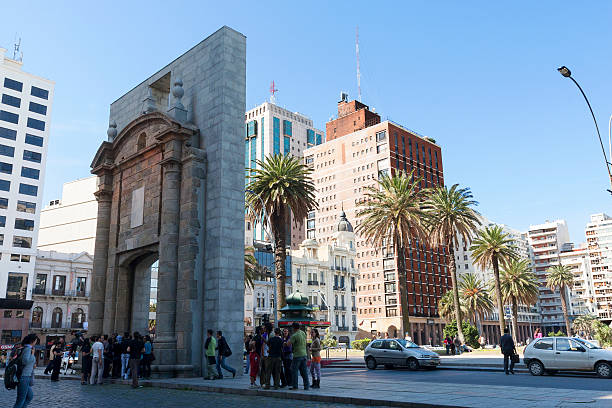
[557,66,612,193]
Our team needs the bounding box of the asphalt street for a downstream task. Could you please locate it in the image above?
[321,366,612,391]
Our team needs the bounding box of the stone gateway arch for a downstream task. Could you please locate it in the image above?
[88,27,246,377]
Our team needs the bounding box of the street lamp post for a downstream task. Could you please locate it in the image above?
[245,189,278,323]
[557,66,612,193]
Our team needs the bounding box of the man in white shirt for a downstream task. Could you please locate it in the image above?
[90,336,104,385]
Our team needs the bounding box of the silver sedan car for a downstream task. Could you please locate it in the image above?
[524,337,612,378]
[364,339,440,370]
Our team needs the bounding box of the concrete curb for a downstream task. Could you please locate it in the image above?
[325,364,528,373]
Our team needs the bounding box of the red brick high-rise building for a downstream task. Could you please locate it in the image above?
[304,98,449,343]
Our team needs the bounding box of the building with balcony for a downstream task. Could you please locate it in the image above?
[454,215,540,344]
[585,213,612,323]
[528,220,571,334]
[559,244,595,318]
[305,96,447,344]
[291,211,358,343]
[29,250,92,345]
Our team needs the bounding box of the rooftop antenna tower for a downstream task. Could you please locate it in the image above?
[356,26,361,102]
[270,80,278,104]
[13,35,22,62]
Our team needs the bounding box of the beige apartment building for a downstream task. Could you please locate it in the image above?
[304,97,448,344]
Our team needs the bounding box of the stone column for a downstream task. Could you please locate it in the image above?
[154,148,182,371]
[88,186,113,335]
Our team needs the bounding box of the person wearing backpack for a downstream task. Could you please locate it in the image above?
[12,334,37,408]
[215,331,236,379]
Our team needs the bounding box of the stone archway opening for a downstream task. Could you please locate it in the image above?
[127,253,158,336]
[387,325,398,339]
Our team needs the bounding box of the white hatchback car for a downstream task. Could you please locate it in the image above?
[524,337,612,378]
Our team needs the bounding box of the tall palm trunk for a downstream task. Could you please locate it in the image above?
[560,286,571,336]
[492,256,505,335]
[448,244,465,343]
[395,240,411,339]
[511,295,519,344]
[272,206,287,321]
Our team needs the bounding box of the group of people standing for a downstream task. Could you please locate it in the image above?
[77,332,152,388]
[443,336,464,355]
[244,322,321,391]
[204,330,237,380]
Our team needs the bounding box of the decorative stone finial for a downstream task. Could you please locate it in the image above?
[143,87,157,114]
[168,78,187,122]
[107,121,117,141]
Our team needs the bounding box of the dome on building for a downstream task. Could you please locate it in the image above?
[337,211,353,232]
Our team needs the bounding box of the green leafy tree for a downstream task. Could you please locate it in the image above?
[546,265,575,336]
[572,315,599,339]
[459,272,493,334]
[499,259,539,343]
[356,171,427,338]
[443,320,480,349]
[351,338,372,350]
[423,184,481,343]
[246,154,317,317]
[470,226,518,336]
[321,328,338,348]
[244,248,257,289]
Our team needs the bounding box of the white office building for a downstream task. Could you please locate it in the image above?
[585,213,612,323]
[244,101,324,249]
[0,48,54,301]
[38,176,97,254]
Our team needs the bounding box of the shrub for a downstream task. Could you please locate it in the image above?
[443,321,480,348]
[351,338,372,350]
[547,330,565,337]
[321,328,337,348]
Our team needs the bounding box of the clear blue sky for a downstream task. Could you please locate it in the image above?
[2,1,611,242]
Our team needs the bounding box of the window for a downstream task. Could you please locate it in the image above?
[1,330,22,345]
[376,130,387,142]
[16,200,35,213]
[307,129,315,146]
[0,215,5,227]
[370,340,383,349]
[23,150,41,163]
[51,307,63,328]
[53,275,66,296]
[533,338,553,350]
[14,218,34,231]
[0,162,12,174]
[0,144,14,157]
[20,255,30,263]
[34,274,47,295]
[31,307,43,328]
[15,311,23,318]
[0,180,9,192]
[283,136,290,155]
[29,101,47,115]
[12,236,32,248]
[0,127,16,141]
[10,253,20,261]
[21,167,39,180]
[2,94,21,108]
[31,86,49,100]
[19,183,37,196]
[4,78,23,92]
[273,117,280,154]
[76,277,87,296]
[71,308,85,328]
[316,133,322,145]
[25,134,43,147]
[3,310,11,318]
[27,117,45,131]
[6,272,28,299]
[283,119,292,136]
[0,110,18,124]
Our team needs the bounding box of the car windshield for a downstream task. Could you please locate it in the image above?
[574,338,601,349]
[397,339,420,348]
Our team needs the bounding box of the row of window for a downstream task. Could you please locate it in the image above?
[0,144,42,162]
[4,77,49,100]
[0,233,32,248]
[0,216,34,230]
[1,94,47,115]
[0,180,38,196]
[0,127,43,146]
[0,110,45,131]
[0,198,36,213]
[0,162,40,179]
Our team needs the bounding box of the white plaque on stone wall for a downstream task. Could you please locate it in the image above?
[130,186,145,228]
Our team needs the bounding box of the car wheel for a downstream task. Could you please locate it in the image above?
[407,358,419,371]
[528,360,544,376]
[595,362,612,379]
[366,357,377,370]
[383,364,394,370]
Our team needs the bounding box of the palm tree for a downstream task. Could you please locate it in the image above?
[246,154,317,317]
[471,225,518,336]
[423,184,480,343]
[438,290,467,323]
[572,314,599,340]
[244,250,257,289]
[499,259,539,343]
[546,264,575,336]
[459,272,493,333]
[357,171,427,338]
